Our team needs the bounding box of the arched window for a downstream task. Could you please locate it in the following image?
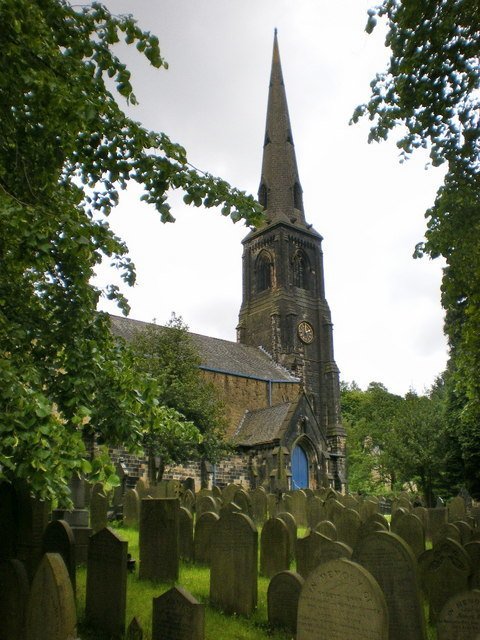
[292,250,309,289]
[256,250,273,292]
[258,182,268,209]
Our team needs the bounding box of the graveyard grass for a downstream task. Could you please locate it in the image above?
[76,526,292,640]
[75,526,437,640]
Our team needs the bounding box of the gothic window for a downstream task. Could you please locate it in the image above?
[256,250,273,292]
[292,250,309,289]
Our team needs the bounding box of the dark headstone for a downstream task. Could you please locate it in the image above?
[25,553,76,640]
[194,511,219,565]
[297,558,388,640]
[89,483,109,533]
[41,519,76,593]
[353,531,426,640]
[179,506,194,562]
[152,586,204,640]
[296,531,351,579]
[139,498,179,582]
[276,511,297,560]
[452,519,473,544]
[123,489,140,528]
[424,537,472,623]
[267,570,304,634]
[432,522,461,546]
[260,517,290,578]
[427,507,448,541]
[465,540,480,589]
[234,489,252,517]
[209,511,258,616]
[196,495,218,519]
[181,489,195,514]
[391,512,425,558]
[437,588,480,640]
[222,483,240,504]
[0,559,29,640]
[250,487,268,525]
[85,527,127,638]
[16,488,50,581]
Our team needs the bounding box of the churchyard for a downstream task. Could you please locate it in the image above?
[1,479,480,640]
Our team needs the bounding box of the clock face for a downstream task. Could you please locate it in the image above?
[298,321,314,344]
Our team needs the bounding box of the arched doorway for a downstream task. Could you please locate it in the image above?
[291,444,309,489]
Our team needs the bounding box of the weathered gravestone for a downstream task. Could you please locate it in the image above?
[178,506,194,562]
[135,478,149,499]
[453,519,473,544]
[127,616,143,640]
[448,496,466,523]
[25,553,77,640]
[267,493,278,518]
[260,517,290,578]
[89,482,109,533]
[139,498,179,581]
[123,489,140,528]
[194,511,219,565]
[353,530,427,640]
[424,537,472,623]
[465,540,480,588]
[427,507,448,541]
[390,506,408,530]
[196,495,218,519]
[267,570,304,635]
[412,506,428,531]
[234,488,253,517]
[432,522,461,546]
[437,589,480,640]
[335,507,361,549]
[315,519,337,540]
[288,490,308,527]
[250,487,268,525]
[325,498,344,526]
[41,519,76,593]
[209,511,258,616]
[306,495,325,529]
[297,558,388,640]
[222,483,240,504]
[276,511,297,560]
[359,514,388,540]
[296,531,351,579]
[152,586,204,640]
[359,498,379,522]
[391,512,425,558]
[181,488,195,515]
[85,527,127,639]
[0,559,29,640]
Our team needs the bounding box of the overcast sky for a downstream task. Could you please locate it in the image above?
[95,0,448,396]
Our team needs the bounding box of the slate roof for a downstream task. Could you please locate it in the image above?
[233,402,295,446]
[109,314,299,383]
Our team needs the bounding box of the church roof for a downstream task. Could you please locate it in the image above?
[109,314,299,383]
[233,402,295,446]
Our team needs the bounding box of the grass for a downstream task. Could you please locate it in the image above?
[76,525,292,640]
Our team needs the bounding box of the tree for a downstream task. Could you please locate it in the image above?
[0,0,262,503]
[353,1,480,496]
[130,314,230,485]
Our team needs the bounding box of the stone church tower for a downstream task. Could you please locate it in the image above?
[237,32,346,489]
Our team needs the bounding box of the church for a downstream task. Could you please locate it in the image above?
[111,33,347,492]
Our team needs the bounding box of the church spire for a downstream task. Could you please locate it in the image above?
[258,31,306,226]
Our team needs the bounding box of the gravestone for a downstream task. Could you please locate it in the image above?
[306,495,325,529]
[234,488,252,517]
[16,487,50,580]
[260,517,290,578]
[276,511,297,560]
[222,483,240,504]
[267,570,304,635]
[465,540,480,588]
[0,559,29,640]
[296,531,352,579]
[412,506,428,531]
[209,511,258,616]
[41,519,76,593]
[181,489,195,514]
[194,511,219,565]
[267,493,278,518]
[127,617,143,640]
[391,512,425,558]
[424,537,472,623]
[427,507,448,541]
[335,507,361,549]
[135,478,149,499]
[250,487,268,525]
[85,527,127,638]
[25,553,77,640]
[390,506,407,530]
[359,498,379,522]
[152,586,204,640]
[325,498,344,525]
[89,482,109,533]
[211,484,222,499]
[314,519,337,540]
[123,489,140,528]
[437,589,480,640]
[278,493,292,515]
[448,496,466,523]
[353,531,426,640]
[179,506,194,562]
[432,522,461,546]
[289,490,308,527]
[359,514,388,539]
[139,498,179,581]
[453,519,473,544]
[196,495,218,519]
[297,558,388,640]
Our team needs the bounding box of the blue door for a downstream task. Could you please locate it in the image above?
[291,445,309,489]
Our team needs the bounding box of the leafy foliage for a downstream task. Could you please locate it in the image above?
[130,315,230,483]
[354,0,480,496]
[0,0,261,503]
